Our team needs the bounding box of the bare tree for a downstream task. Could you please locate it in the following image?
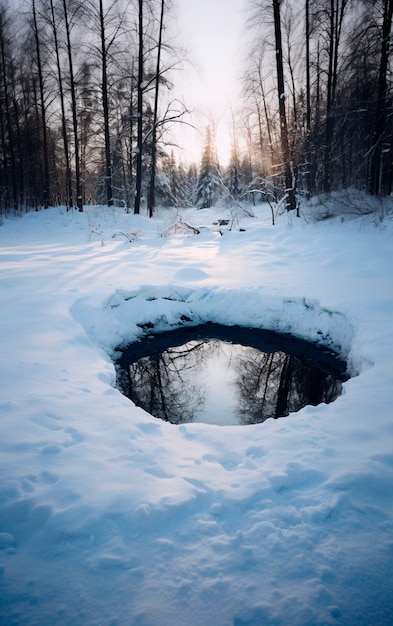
[32,0,50,208]
[62,0,83,210]
[134,0,143,214]
[305,0,312,194]
[369,0,393,195]
[242,46,276,174]
[0,5,17,212]
[272,0,297,211]
[320,0,350,193]
[147,0,165,217]
[96,0,124,206]
[48,0,72,208]
[99,0,112,206]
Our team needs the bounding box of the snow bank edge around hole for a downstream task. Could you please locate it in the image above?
[71,286,363,378]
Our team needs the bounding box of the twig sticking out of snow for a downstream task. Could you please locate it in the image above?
[161,217,200,237]
[112,230,140,243]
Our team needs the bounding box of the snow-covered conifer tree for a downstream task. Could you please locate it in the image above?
[195,126,221,208]
[225,140,242,201]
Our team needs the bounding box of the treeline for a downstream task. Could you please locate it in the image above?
[236,0,393,206]
[0,0,188,216]
[1,0,393,218]
[170,0,393,212]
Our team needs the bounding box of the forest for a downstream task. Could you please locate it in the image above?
[0,0,392,216]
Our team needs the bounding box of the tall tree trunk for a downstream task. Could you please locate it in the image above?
[305,0,312,194]
[323,0,348,193]
[128,69,135,209]
[10,60,25,211]
[313,40,321,192]
[62,0,82,211]
[369,0,393,195]
[273,0,296,212]
[99,0,113,206]
[148,0,165,218]
[255,100,265,171]
[258,60,275,167]
[284,14,298,150]
[323,0,335,193]
[49,0,72,209]
[32,0,50,208]
[0,11,17,212]
[134,0,143,215]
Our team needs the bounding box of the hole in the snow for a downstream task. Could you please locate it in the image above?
[115,323,349,426]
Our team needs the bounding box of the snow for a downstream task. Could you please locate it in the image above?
[0,199,393,625]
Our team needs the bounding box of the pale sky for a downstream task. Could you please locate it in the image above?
[172,0,246,166]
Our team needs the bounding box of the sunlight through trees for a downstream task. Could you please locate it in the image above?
[0,0,392,216]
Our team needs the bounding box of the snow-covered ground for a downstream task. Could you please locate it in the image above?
[0,197,393,625]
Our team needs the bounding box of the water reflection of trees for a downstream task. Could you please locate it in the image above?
[117,335,344,426]
[117,340,217,424]
[234,348,343,425]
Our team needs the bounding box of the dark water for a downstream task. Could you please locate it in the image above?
[115,324,349,426]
